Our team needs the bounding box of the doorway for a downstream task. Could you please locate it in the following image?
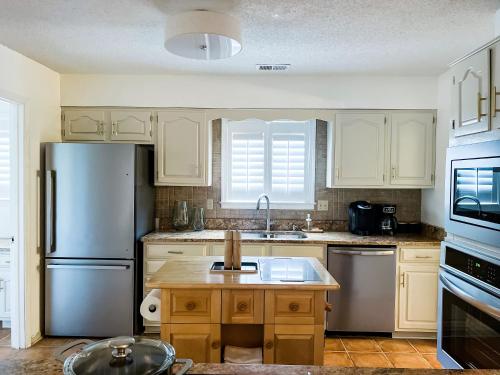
[0,97,21,348]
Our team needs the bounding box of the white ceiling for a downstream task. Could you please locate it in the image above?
[0,0,498,75]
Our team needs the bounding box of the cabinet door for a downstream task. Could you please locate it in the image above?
[62,110,106,141]
[490,42,500,130]
[0,267,9,319]
[110,111,153,142]
[390,112,435,187]
[156,111,211,186]
[334,113,386,186]
[451,48,490,137]
[264,324,323,365]
[397,264,438,331]
[161,324,221,363]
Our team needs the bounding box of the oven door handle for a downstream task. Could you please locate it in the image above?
[440,273,500,319]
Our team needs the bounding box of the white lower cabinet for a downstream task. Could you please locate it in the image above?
[395,246,439,332]
[0,267,10,322]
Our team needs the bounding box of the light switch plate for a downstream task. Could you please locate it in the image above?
[317,200,328,211]
[206,199,214,210]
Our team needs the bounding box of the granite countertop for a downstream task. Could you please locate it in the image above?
[142,230,440,246]
[145,256,340,290]
[0,360,497,375]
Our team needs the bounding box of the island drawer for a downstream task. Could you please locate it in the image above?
[222,289,264,324]
[265,290,323,325]
[161,289,221,324]
[399,247,440,263]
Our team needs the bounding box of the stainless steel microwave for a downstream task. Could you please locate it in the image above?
[445,140,500,248]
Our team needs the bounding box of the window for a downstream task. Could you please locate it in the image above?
[221,119,316,209]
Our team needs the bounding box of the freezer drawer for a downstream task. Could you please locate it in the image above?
[45,259,134,337]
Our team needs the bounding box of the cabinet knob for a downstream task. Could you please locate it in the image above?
[289,302,300,312]
[185,301,196,311]
[237,302,248,312]
[211,340,220,350]
[265,340,274,350]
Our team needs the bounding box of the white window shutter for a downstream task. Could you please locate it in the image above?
[0,102,10,200]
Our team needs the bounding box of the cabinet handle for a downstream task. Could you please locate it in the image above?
[237,302,248,312]
[168,251,183,254]
[492,86,500,117]
[99,121,104,135]
[112,122,117,135]
[265,340,274,350]
[211,340,220,350]
[391,166,396,179]
[415,255,432,259]
[185,301,196,311]
[477,92,488,121]
[289,302,300,312]
[400,272,406,288]
[324,301,333,312]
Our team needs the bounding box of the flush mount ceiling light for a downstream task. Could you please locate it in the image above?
[164,10,242,60]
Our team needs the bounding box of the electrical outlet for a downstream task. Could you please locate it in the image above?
[206,199,214,210]
[317,200,328,211]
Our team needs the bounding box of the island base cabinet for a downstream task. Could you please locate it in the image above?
[263,324,324,365]
[161,324,221,363]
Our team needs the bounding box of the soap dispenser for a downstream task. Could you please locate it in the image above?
[306,214,312,232]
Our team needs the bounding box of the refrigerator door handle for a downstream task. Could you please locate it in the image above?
[45,170,55,254]
[46,264,130,270]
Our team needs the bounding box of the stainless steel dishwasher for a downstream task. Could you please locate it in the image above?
[327,245,396,333]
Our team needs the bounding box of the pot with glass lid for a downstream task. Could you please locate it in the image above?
[58,336,192,375]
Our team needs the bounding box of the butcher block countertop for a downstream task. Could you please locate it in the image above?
[142,230,440,247]
[145,256,340,290]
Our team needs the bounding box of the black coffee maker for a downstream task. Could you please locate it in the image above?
[379,204,398,235]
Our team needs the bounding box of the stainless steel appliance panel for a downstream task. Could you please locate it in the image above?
[45,143,135,259]
[445,140,500,248]
[45,258,134,337]
[327,246,396,333]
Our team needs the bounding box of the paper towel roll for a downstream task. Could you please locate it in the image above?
[140,289,161,321]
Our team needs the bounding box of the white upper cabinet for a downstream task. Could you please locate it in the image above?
[390,112,435,187]
[332,113,386,187]
[110,110,153,142]
[490,42,500,130]
[451,48,490,138]
[63,110,106,141]
[156,110,212,186]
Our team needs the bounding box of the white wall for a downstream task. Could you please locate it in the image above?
[421,71,450,227]
[61,74,438,109]
[0,44,60,346]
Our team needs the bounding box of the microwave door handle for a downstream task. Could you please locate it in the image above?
[453,195,483,216]
[440,274,500,319]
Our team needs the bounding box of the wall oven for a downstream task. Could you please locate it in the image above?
[445,140,500,248]
[438,241,499,369]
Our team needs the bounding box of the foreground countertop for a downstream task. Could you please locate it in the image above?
[142,230,440,246]
[145,256,340,290]
[0,359,497,375]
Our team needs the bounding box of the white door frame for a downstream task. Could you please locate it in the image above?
[0,91,27,349]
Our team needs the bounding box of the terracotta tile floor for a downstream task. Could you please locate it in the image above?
[323,336,441,369]
[0,331,441,370]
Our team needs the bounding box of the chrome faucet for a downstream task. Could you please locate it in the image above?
[256,194,271,232]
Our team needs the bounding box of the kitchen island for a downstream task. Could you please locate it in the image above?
[146,256,340,366]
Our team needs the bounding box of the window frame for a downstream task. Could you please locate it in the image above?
[221,118,316,210]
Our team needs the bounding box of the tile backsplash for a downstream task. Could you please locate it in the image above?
[156,120,421,231]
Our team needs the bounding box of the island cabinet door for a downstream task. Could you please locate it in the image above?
[263,324,324,365]
[161,289,221,324]
[161,324,221,363]
[221,289,264,324]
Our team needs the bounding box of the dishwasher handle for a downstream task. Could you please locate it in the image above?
[329,249,395,256]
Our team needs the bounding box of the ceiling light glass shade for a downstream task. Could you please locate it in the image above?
[164,10,242,60]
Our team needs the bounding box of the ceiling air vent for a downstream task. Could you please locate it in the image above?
[256,64,290,71]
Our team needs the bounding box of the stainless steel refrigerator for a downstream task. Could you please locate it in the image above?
[43,143,154,337]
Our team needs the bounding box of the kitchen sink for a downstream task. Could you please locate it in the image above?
[242,231,307,240]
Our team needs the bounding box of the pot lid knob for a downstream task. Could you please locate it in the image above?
[109,337,135,359]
